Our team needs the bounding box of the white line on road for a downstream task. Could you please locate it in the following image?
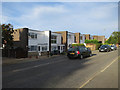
[79,56,118,88]
[12,59,65,72]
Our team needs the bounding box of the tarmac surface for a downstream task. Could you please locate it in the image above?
[2,50,119,88]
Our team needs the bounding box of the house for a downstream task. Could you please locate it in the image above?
[80,34,85,44]
[93,35,105,44]
[84,34,91,40]
[67,32,75,48]
[54,31,68,51]
[54,31,76,50]
[12,28,64,57]
[74,33,80,43]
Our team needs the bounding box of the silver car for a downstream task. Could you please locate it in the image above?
[111,45,117,50]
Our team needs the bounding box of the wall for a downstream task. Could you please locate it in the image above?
[80,34,85,44]
[86,43,96,51]
[68,32,75,47]
[13,28,28,58]
[54,31,68,51]
[28,30,50,51]
[75,33,80,43]
[93,35,105,44]
[85,34,90,40]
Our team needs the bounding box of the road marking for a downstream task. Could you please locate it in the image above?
[12,59,65,72]
[79,57,118,88]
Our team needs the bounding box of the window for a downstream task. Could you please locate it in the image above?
[51,35,57,44]
[29,33,37,39]
[75,36,76,43]
[29,46,37,51]
[42,46,47,51]
[61,37,63,44]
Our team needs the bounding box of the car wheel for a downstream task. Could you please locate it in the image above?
[80,55,83,59]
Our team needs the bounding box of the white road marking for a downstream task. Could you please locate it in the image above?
[79,57,118,88]
[12,59,65,72]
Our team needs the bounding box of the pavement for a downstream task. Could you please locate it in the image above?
[2,54,62,65]
[2,50,119,88]
[2,50,98,65]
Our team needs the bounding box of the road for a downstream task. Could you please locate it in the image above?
[2,50,118,88]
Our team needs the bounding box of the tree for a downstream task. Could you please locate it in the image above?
[1,24,14,49]
[106,31,120,44]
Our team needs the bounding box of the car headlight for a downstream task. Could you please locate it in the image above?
[105,48,107,49]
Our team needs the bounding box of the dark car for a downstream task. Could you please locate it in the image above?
[99,45,111,52]
[67,46,92,59]
[110,45,117,50]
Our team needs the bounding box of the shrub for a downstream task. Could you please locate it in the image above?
[85,39,99,44]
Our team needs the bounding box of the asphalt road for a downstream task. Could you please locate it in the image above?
[2,50,119,88]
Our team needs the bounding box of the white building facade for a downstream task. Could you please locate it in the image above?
[28,29,64,54]
[80,34,85,44]
[67,32,75,48]
[51,32,64,53]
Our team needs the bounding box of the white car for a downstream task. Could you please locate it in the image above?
[110,45,117,50]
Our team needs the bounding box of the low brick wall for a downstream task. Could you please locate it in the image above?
[86,43,96,51]
[28,52,49,57]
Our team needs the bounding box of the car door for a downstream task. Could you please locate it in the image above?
[81,47,87,57]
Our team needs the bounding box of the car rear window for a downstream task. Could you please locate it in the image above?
[68,47,78,51]
[100,45,107,48]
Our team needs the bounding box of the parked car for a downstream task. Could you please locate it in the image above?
[51,50,60,55]
[110,45,117,50]
[67,46,92,59]
[99,45,111,52]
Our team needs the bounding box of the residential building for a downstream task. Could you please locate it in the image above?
[51,32,65,53]
[74,33,80,43]
[54,31,68,51]
[84,34,91,40]
[80,34,85,44]
[13,28,64,57]
[12,28,28,57]
[67,32,75,48]
[93,35,105,44]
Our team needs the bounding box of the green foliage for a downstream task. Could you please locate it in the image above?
[1,24,14,49]
[95,43,102,50]
[72,43,85,47]
[85,39,99,44]
[85,39,102,50]
[106,31,120,44]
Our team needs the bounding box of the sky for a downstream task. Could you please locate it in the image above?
[1,1,118,38]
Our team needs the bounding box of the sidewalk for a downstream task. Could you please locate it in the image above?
[2,54,62,65]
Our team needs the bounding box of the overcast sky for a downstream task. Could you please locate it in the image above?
[2,2,118,38]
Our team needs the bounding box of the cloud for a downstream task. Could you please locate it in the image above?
[2,2,118,38]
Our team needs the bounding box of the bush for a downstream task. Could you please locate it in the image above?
[85,39,99,44]
[85,39,102,50]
